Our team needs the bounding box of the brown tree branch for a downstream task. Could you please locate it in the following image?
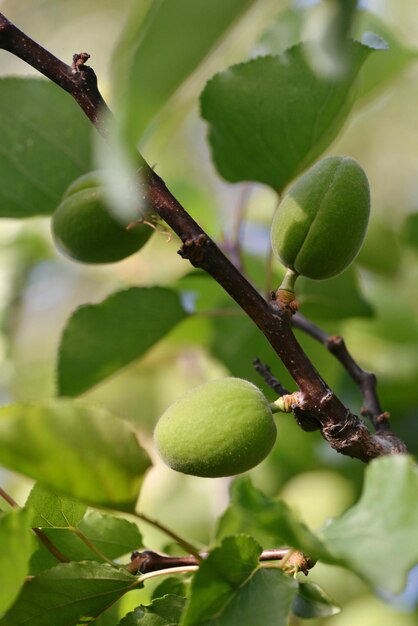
[0,14,110,131]
[0,12,407,462]
[292,312,390,432]
[127,548,313,576]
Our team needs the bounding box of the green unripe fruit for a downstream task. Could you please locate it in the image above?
[271,156,370,280]
[154,378,277,478]
[52,175,152,264]
[62,171,105,199]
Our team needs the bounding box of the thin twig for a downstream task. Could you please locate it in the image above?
[292,312,391,433]
[127,547,311,575]
[134,511,202,560]
[253,357,290,396]
[32,528,70,563]
[71,527,115,566]
[0,486,18,508]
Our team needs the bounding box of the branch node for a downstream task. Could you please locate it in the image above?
[375,411,391,430]
[270,289,298,318]
[178,234,209,262]
[284,551,316,575]
[72,52,90,73]
[326,334,343,350]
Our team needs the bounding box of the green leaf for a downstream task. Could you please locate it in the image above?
[0,562,140,626]
[320,454,418,593]
[0,509,33,615]
[94,602,123,626]
[297,267,374,320]
[0,399,150,511]
[211,311,295,398]
[183,535,260,623]
[120,595,186,625]
[176,270,229,314]
[77,511,143,558]
[181,535,297,626]
[32,510,143,567]
[357,218,402,276]
[216,478,331,560]
[152,577,188,601]
[348,283,418,345]
[201,40,380,192]
[25,482,87,528]
[58,287,187,396]
[401,211,418,253]
[120,611,166,626]
[0,78,94,218]
[28,542,59,577]
[292,581,341,619]
[113,0,256,144]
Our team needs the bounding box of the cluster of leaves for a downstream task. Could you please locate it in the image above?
[0,0,418,624]
[1,455,417,624]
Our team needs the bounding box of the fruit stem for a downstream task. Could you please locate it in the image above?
[274,268,299,315]
[279,267,299,294]
[270,392,302,413]
[270,399,286,413]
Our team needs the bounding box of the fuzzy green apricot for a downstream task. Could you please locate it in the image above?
[271,156,370,280]
[52,183,152,264]
[154,378,277,478]
[62,171,105,199]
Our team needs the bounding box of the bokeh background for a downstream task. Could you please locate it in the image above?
[0,0,417,623]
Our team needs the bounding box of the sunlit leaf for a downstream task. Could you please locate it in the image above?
[25,483,87,528]
[58,287,187,396]
[201,40,380,191]
[0,509,33,615]
[216,478,331,560]
[31,510,143,567]
[119,595,186,625]
[77,511,143,558]
[181,535,297,626]
[0,78,94,218]
[0,562,140,626]
[292,581,341,619]
[320,454,418,593]
[0,400,150,511]
[113,0,256,144]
